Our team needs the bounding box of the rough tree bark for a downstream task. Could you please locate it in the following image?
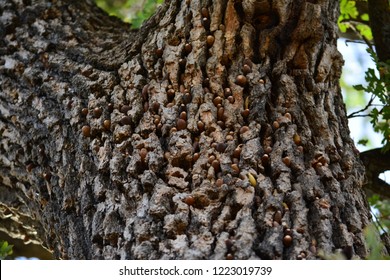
[0,0,380,259]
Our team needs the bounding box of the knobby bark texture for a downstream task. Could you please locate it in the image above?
[0,0,375,259]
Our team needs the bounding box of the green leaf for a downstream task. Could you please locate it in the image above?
[0,240,13,260]
[353,84,365,91]
[361,13,369,21]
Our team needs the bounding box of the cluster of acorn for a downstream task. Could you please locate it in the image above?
[225,237,237,260]
[81,103,113,138]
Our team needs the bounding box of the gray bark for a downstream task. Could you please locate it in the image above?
[0,0,375,259]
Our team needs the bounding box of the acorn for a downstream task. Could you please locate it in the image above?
[180,111,187,120]
[235,75,247,87]
[197,120,205,132]
[201,7,209,18]
[184,196,195,206]
[179,58,186,68]
[140,148,148,162]
[224,87,232,97]
[120,105,131,114]
[241,109,250,118]
[213,96,223,107]
[261,154,269,164]
[242,64,252,75]
[183,92,191,104]
[274,210,282,224]
[282,156,291,166]
[177,118,187,130]
[103,120,111,131]
[226,253,234,260]
[208,155,216,164]
[264,146,272,154]
[184,43,192,54]
[293,133,301,145]
[233,146,242,158]
[167,88,175,99]
[193,153,200,162]
[216,178,223,188]
[142,85,149,100]
[82,125,91,137]
[285,112,292,121]
[231,163,240,174]
[211,159,220,172]
[193,141,200,152]
[120,116,132,126]
[247,173,257,186]
[107,103,114,112]
[283,235,293,247]
[151,102,160,113]
[227,96,235,104]
[81,108,88,117]
[272,120,280,129]
[202,17,210,29]
[206,35,215,47]
[217,107,224,120]
[93,107,102,118]
[216,142,227,153]
[239,126,249,135]
[243,58,253,68]
[143,102,149,112]
[154,116,161,125]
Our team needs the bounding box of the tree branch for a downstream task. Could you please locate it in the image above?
[360,148,390,199]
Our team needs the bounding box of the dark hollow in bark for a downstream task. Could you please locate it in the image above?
[0,0,377,259]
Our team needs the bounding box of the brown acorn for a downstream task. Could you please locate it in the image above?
[103,120,111,131]
[184,196,195,206]
[235,75,247,87]
[216,142,227,153]
[283,235,293,247]
[184,43,192,54]
[211,159,220,172]
[81,108,88,117]
[140,148,148,162]
[282,156,291,166]
[213,96,223,107]
[242,64,252,75]
[82,125,91,137]
[177,118,187,130]
[120,116,132,126]
[239,126,249,135]
[120,105,131,114]
[93,107,102,118]
[197,120,205,132]
[241,109,250,118]
[201,7,209,18]
[206,35,215,47]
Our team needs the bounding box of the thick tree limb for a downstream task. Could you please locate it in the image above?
[360,148,390,199]
[367,0,390,62]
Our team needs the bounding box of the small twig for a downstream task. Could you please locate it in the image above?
[348,94,376,118]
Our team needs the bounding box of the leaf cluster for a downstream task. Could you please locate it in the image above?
[353,49,390,151]
[338,0,372,40]
[0,240,13,260]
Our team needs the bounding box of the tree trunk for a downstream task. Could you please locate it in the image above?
[0,0,375,259]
